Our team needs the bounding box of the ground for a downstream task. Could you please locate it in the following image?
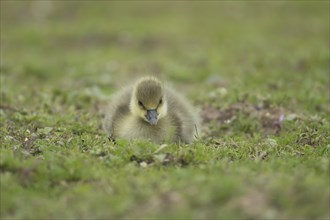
[0,1,329,219]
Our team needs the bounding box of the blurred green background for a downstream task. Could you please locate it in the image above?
[1,1,329,219]
[2,1,328,106]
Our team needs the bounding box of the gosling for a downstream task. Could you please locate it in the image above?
[103,77,199,144]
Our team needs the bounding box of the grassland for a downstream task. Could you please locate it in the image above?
[0,1,329,219]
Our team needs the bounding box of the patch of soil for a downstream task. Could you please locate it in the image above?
[201,101,286,137]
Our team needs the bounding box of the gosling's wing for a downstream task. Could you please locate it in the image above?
[103,87,132,138]
[165,87,200,143]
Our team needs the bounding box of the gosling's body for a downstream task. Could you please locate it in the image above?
[104,77,199,144]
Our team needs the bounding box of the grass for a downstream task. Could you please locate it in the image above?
[1,1,329,219]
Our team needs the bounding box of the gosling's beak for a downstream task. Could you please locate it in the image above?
[146,109,158,125]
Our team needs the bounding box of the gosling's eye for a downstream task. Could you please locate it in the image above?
[138,101,143,106]
[159,99,163,105]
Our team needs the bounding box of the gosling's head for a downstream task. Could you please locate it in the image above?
[130,77,168,125]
